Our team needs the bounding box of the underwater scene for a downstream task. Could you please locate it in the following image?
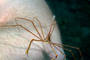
[0,0,90,60]
[45,0,90,60]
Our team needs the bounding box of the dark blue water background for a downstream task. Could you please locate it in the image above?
[45,0,90,60]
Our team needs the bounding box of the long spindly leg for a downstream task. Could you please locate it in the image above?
[55,45,76,60]
[50,21,56,36]
[49,42,57,60]
[52,44,66,60]
[52,43,77,60]
[15,17,43,39]
[0,25,40,39]
[33,17,44,39]
[14,17,21,32]
[25,39,43,56]
[48,16,55,35]
[52,43,83,60]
